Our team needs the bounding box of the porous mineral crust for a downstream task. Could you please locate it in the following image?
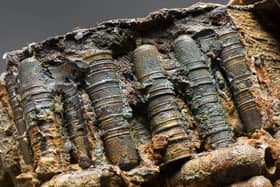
[1,1,280,187]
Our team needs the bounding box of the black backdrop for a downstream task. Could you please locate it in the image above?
[0,0,227,71]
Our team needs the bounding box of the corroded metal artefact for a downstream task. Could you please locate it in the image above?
[5,70,33,165]
[59,83,91,168]
[174,35,234,149]
[48,64,92,168]
[132,44,195,165]
[80,92,107,166]
[84,50,139,171]
[0,77,25,186]
[164,144,276,187]
[17,57,64,178]
[218,30,262,133]
[129,117,151,147]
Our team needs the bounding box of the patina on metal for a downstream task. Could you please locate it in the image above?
[84,50,140,171]
[17,57,64,178]
[80,92,107,166]
[174,35,234,149]
[132,44,195,166]
[4,69,33,165]
[47,64,93,168]
[218,29,262,133]
[58,82,91,169]
[129,116,151,147]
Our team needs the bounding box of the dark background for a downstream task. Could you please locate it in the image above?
[0,0,227,71]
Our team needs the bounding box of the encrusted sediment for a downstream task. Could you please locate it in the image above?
[17,57,65,179]
[41,165,125,187]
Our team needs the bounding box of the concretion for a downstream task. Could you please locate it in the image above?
[1,1,280,187]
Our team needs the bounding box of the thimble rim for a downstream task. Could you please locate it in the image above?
[83,50,112,63]
[218,30,239,39]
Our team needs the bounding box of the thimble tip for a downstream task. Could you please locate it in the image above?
[133,44,157,55]
[21,56,38,63]
[174,35,193,44]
